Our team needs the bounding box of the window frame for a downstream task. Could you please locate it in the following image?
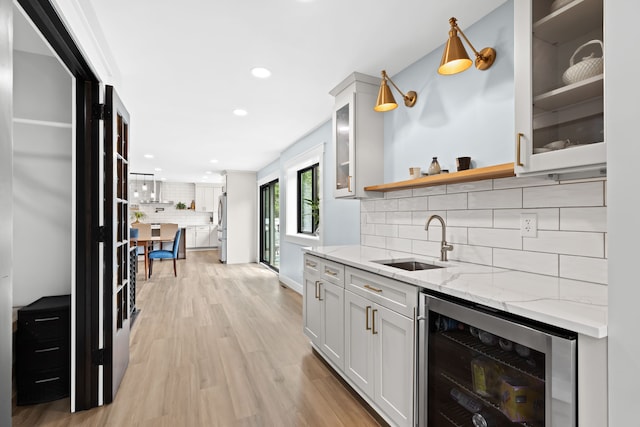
[297,163,319,235]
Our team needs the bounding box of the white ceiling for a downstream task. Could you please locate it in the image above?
[82,0,506,184]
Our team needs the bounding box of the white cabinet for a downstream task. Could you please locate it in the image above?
[195,184,215,212]
[329,73,384,198]
[344,268,415,427]
[185,227,196,249]
[186,225,216,248]
[195,225,211,247]
[514,0,605,176]
[303,255,345,370]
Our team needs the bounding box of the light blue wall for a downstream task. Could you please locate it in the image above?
[384,2,514,181]
[257,121,360,288]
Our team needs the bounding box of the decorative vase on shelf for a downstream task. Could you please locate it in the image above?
[428,157,441,175]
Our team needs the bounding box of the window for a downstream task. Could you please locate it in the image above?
[297,163,319,235]
[284,143,324,245]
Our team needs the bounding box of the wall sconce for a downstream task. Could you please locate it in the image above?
[438,17,496,75]
[374,70,417,112]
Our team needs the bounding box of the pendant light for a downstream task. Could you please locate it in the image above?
[142,175,148,192]
[133,175,139,198]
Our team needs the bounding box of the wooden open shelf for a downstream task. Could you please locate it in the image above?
[364,163,515,192]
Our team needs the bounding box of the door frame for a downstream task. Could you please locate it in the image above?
[17,0,101,411]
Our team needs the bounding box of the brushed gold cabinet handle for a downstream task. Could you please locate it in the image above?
[325,269,337,277]
[516,133,524,167]
[314,281,320,299]
[372,309,378,335]
[364,284,383,293]
[365,305,372,330]
[348,176,352,192]
[317,282,323,301]
[306,261,317,268]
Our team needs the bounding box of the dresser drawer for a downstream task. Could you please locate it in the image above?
[345,267,417,318]
[319,258,344,287]
[18,310,68,342]
[19,340,69,373]
[17,368,69,406]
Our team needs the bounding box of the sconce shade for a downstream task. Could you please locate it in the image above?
[438,29,473,75]
[438,17,496,75]
[374,79,398,112]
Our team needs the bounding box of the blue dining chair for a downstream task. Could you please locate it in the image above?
[148,228,181,278]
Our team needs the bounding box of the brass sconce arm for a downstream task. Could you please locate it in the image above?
[439,16,496,75]
[449,17,494,65]
[382,70,417,107]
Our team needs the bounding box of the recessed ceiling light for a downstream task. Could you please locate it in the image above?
[202,176,208,180]
[144,154,154,159]
[251,67,271,78]
[160,177,167,181]
[233,109,248,117]
[154,167,162,172]
[205,171,212,174]
[210,159,219,164]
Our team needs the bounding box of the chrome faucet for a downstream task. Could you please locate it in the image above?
[425,214,453,262]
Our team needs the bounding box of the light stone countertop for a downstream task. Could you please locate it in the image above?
[302,245,608,338]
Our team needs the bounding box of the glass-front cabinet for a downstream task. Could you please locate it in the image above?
[330,72,383,198]
[514,0,605,176]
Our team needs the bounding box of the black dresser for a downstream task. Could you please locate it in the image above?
[17,295,71,405]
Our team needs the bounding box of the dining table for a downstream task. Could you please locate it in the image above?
[131,236,175,280]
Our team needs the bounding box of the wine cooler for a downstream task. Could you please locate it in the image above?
[417,294,577,427]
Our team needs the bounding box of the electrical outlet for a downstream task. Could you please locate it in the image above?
[520,213,537,237]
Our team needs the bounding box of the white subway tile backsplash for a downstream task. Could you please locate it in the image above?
[523,182,604,208]
[469,228,522,250]
[447,210,493,228]
[364,212,386,224]
[493,209,559,230]
[468,188,522,209]
[375,198,399,212]
[398,196,429,211]
[560,207,607,232]
[560,255,608,285]
[385,189,413,199]
[493,249,559,276]
[413,186,446,196]
[386,237,412,252]
[399,225,428,241]
[375,224,398,238]
[361,200,376,213]
[429,193,467,210]
[360,178,607,281]
[450,245,493,266]
[523,230,604,257]
[412,240,444,257]
[386,211,413,225]
[362,234,386,248]
[493,175,557,189]
[446,180,493,194]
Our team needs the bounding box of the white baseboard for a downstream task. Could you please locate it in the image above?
[278,274,302,295]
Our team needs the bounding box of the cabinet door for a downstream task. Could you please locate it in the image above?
[320,281,344,370]
[303,276,322,347]
[374,305,414,427]
[333,94,355,198]
[195,226,210,247]
[514,0,605,176]
[344,290,374,397]
[185,228,196,249]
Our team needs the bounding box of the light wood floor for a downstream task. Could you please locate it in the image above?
[12,251,381,427]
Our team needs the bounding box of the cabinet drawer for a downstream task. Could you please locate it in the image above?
[17,368,69,406]
[304,255,322,276]
[19,340,69,372]
[18,311,68,342]
[319,258,344,287]
[345,267,417,318]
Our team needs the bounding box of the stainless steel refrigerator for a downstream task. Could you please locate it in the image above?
[217,193,227,263]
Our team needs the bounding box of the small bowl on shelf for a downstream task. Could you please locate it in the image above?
[544,139,570,150]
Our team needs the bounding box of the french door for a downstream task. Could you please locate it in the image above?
[260,179,280,271]
[102,85,131,403]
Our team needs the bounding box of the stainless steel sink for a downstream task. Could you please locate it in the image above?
[375,260,443,271]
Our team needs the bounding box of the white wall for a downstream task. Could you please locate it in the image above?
[606,2,640,426]
[225,171,257,264]
[0,0,12,422]
[12,51,73,307]
[384,2,514,182]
